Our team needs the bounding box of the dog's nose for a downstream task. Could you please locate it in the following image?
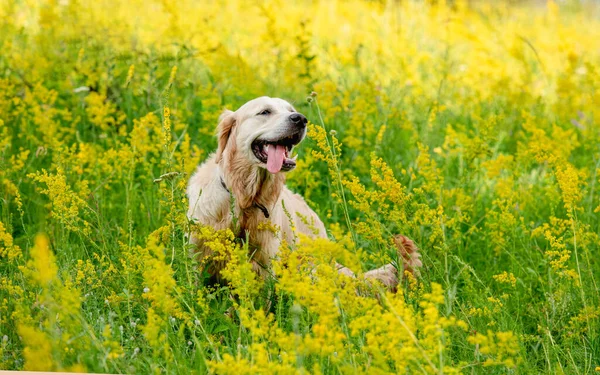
[289,113,307,127]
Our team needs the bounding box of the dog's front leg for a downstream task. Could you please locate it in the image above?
[348,235,422,291]
[335,263,356,278]
[334,262,398,293]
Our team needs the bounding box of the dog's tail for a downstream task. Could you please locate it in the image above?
[362,235,422,291]
[393,234,422,277]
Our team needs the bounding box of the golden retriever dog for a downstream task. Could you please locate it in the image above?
[187,96,421,289]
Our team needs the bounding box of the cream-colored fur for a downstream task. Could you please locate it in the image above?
[187,96,421,287]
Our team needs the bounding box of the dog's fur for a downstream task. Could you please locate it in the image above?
[187,96,421,287]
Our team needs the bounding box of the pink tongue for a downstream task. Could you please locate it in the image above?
[267,145,286,174]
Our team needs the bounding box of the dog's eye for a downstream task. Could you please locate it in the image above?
[258,109,271,116]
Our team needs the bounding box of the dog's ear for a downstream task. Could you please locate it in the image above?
[215,109,235,163]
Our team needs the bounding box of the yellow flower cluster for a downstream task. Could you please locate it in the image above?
[0,222,22,262]
[28,168,92,235]
[468,330,519,368]
[493,271,517,288]
[16,235,87,372]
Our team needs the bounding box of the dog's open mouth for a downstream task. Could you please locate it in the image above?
[251,132,303,173]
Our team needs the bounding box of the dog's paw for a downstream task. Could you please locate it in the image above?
[362,236,421,292]
[393,234,422,277]
[363,264,398,290]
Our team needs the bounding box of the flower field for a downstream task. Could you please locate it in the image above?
[1,0,599,373]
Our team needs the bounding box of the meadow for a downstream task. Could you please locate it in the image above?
[1,0,599,373]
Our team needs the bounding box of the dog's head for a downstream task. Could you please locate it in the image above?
[215,96,307,174]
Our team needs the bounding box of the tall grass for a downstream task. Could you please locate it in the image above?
[0,0,599,373]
